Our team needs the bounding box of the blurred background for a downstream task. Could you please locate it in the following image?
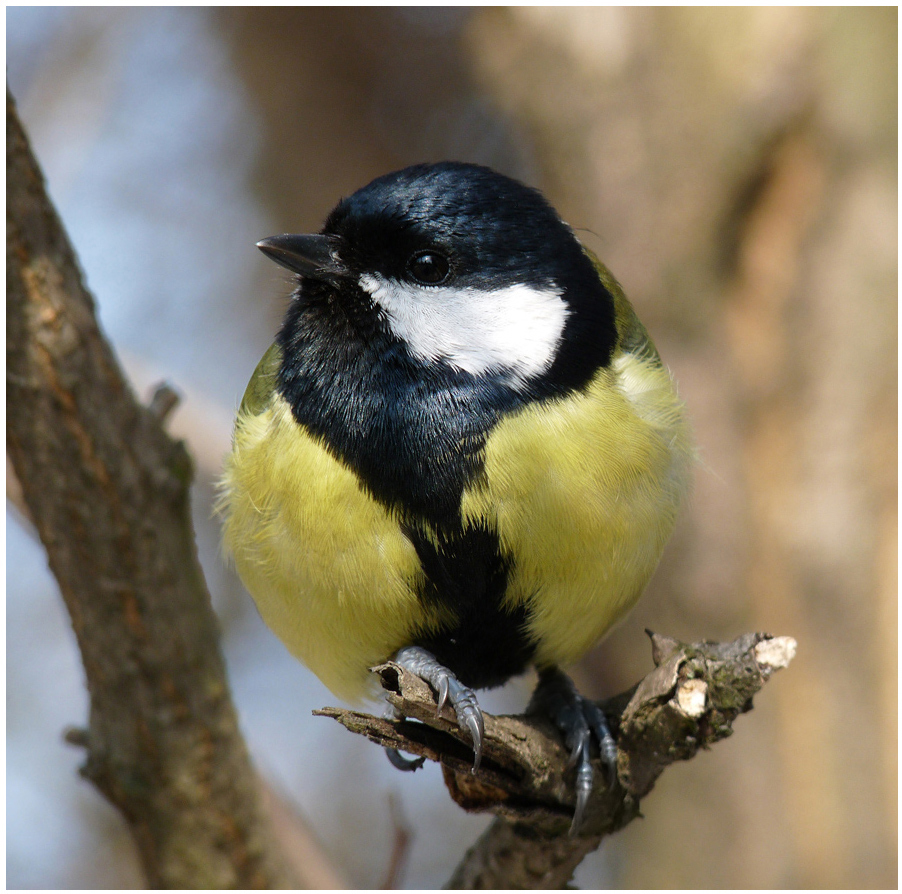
[7,7,896,889]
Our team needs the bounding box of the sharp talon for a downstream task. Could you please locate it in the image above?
[570,792,588,836]
[447,678,484,772]
[600,735,618,789]
[585,699,619,789]
[436,675,449,713]
[465,712,484,772]
[385,747,426,772]
[567,727,589,768]
[532,667,622,833]
[570,761,593,835]
[393,646,487,773]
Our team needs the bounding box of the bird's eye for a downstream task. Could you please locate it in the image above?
[407,250,450,285]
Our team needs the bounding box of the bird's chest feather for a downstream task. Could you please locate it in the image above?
[462,352,693,668]
[221,396,448,701]
[221,345,691,697]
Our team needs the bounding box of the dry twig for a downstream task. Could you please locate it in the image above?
[319,631,796,888]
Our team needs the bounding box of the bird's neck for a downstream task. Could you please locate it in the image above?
[276,291,525,528]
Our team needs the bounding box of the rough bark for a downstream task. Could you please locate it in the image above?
[320,631,797,888]
[7,89,295,890]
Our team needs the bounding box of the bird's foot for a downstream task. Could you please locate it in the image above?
[528,667,618,835]
[382,703,426,771]
[390,645,485,773]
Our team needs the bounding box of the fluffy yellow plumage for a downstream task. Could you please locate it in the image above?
[218,162,692,820]
[222,377,442,701]
[220,258,693,702]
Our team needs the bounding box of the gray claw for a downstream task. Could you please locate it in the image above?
[571,755,593,836]
[465,716,483,772]
[584,698,619,789]
[529,667,621,834]
[435,675,449,714]
[394,646,485,773]
[567,727,589,769]
[584,701,617,789]
[600,735,618,790]
[444,675,484,772]
[386,747,426,772]
[383,703,427,771]
[464,709,484,772]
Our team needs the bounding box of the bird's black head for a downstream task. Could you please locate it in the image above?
[260,162,617,394]
[324,163,583,292]
[258,164,620,523]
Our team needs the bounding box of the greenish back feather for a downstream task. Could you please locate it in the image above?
[584,248,661,363]
[240,342,282,417]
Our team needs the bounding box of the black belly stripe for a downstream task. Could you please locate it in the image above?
[275,276,610,688]
[403,520,536,689]
[277,281,531,529]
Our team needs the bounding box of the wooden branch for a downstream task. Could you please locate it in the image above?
[319,631,797,888]
[6,90,298,888]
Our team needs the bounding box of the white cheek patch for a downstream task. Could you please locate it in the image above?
[359,272,568,385]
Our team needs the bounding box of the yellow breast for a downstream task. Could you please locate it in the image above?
[220,394,446,702]
[462,348,693,669]
[220,295,693,701]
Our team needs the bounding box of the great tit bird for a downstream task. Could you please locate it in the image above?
[220,162,693,829]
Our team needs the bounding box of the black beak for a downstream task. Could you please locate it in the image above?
[256,234,344,281]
